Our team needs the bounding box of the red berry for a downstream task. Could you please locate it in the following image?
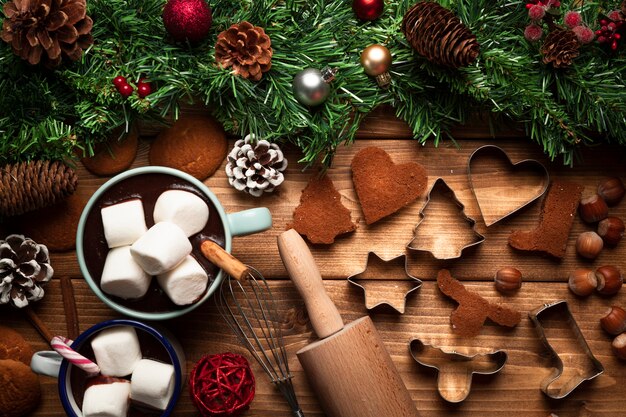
[113,76,127,88]
[524,24,544,41]
[564,11,582,28]
[528,4,546,20]
[137,83,152,98]
[118,83,133,98]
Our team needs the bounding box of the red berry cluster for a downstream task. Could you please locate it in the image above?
[596,11,624,51]
[523,1,594,45]
[112,76,152,99]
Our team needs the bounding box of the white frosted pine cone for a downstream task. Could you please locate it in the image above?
[225,134,288,197]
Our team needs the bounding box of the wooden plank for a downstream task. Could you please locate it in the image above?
[49,138,626,282]
[5,279,626,416]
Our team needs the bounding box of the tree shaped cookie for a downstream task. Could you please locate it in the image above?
[437,269,521,337]
[351,147,428,224]
[289,174,356,244]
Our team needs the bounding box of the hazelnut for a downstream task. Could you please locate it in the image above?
[578,194,609,223]
[567,268,597,297]
[494,267,522,293]
[597,216,625,246]
[612,333,626,360]
[598,177,625,206]
[600,306,626,335]
[595,265,623,295]
[575,231,603,259]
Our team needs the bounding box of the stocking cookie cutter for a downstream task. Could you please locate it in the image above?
[347,252,422,314]
[409,338,508,403]
[529,300,604,399]
[407,178,485,259]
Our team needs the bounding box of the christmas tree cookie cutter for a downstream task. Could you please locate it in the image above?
[347,252,422,314]
[468,145,549,227]
[407,178,485,259]
[529,300,604,399]
[409,338,508,403]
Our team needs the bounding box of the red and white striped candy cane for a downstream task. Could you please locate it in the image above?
[51,336,100,376]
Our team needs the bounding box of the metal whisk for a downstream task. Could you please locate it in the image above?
[201,240,305,417]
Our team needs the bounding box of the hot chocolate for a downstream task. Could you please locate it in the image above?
[82,173,226,312]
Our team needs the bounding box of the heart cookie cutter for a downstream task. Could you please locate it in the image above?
[409,338,508,403]
[468,145,549,227]
[407,178,485,259]
[529,300,604,399]
[347,252,422,314]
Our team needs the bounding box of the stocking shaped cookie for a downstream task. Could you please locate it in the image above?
[351,147,427,225]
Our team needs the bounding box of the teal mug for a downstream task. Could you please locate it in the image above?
[76,166,272,320]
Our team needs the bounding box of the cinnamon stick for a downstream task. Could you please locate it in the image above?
[24,306,54,347]
[60,276,80,339]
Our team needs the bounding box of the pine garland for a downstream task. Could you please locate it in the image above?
[0,0,624,166]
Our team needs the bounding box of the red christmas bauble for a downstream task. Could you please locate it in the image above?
[163,0,212,43]
[353,0,384,21]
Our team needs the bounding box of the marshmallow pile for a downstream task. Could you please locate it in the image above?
[100,189,210,305]
[82,326,176,417]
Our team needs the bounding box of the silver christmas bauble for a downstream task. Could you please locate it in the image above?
[292,68,330,106]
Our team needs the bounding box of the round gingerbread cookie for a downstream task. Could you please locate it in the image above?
[0,326,34,365]
[81,128,139,176]
[149,114,228,180]
[0,359,41,417]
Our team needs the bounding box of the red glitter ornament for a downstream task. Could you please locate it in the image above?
[524,24,543,41]
[163,0,212,43]
[189,353,255,417]
[352,0,384,21]
[564,11,582,28]
[528,4,546,20]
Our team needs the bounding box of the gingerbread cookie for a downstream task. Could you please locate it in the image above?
[81,128,138,176]
[289,174,356,244]
[0,359,41,417]
[14,193,86,251]
[150,114,228,180]
[0,326,34,365]
[509,180,584,258]
[437,270,521,337]
[351,147,427,225]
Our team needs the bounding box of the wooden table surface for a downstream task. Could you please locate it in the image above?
[5,106,626,417]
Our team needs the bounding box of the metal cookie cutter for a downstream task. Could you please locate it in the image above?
[407,178,485,259]
[468,145,549,227]
[347,252,422,314]
[409,338,508,403]
[529,300,604,399]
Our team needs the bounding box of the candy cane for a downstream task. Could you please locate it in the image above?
[51,336,100,376]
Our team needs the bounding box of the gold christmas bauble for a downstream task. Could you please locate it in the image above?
[360,44,392,76]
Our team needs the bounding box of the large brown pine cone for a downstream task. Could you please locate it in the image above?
[0,160,78,218]
[402,1,479,68]
[541,29,580,68]
[215,21,272,81]
[1,0,93,67]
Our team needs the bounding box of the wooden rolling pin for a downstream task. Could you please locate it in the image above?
[277,229,419,417]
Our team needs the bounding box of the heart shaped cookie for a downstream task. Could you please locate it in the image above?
[352,147,428,225]
[468,145,549,226]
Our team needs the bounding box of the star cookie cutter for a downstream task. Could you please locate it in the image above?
[407,178,485,259]
[347,252,422,314]
[409,338,508,403]
[529,300,604,399]
[468,145,549,227]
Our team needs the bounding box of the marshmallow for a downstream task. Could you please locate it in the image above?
[100,246,151,299]
[130,359,176,410]
[153,190,209,237]
[130,222,192,275]
[101,199,148,248]
[82,378,131,417]
[91,326,142,377]
[157,255,208,305]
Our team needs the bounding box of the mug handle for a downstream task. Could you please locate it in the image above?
[227,207,272,237]
[31,351,63,378]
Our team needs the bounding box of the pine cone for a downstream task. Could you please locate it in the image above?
[0,160,78,218]
[541,29,580,68]
[1,0,93,67]
[225,135,287,197]
[0,234,53,308]
[215,21,272,81]
[402,1,479,68]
